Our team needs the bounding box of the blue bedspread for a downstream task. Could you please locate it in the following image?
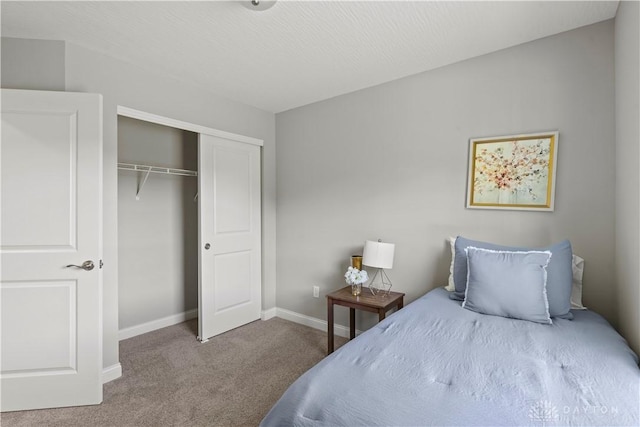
[261,288,639,426]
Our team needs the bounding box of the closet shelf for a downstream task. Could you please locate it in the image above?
[117,162,197,201]
[117,162,197,177]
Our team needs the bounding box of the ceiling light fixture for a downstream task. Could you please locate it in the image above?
[242,0,277,11]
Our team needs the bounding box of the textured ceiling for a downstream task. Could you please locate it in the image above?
[1,1,619,113]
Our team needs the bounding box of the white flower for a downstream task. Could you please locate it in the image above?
[345,266,369,285]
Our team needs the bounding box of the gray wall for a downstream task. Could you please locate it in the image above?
[117,117,198,330]
[1,37,277,373]
[1,37,65,91]
[63,41,277,371]
[276,21,616,330]
[615,1,640,355]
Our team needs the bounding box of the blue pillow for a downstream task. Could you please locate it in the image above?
[451,236,573,319]
[462,247,552,324]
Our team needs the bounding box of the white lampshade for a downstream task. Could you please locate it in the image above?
[362,240,395,269]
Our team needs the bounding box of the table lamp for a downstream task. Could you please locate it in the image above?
[362,239,395,296]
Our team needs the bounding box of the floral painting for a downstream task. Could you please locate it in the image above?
[466,132,558,211]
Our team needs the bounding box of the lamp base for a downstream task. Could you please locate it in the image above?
[368,268,392,296]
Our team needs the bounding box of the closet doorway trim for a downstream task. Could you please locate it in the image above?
[117,106,264,147]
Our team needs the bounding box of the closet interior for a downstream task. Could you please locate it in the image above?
[117,116,199,338]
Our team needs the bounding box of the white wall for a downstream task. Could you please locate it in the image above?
[0,37,277,373]
[1,37,65,91]
[614,1,640,355]
[117,117,198,331]
[276,21,616,330]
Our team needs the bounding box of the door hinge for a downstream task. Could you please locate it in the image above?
[99,260,104,269]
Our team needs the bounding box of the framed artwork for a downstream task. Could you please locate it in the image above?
[466,131,558,211]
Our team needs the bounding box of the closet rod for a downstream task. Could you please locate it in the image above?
[117,162,198,177]
[117,162,198,201]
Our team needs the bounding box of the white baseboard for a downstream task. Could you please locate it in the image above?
[275,307,360,338]
[103,363,122,384]
[119,308,198,341]
[261,307,277,320]
[118,306,352,343]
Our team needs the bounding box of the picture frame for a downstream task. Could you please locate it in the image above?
[466,131,559,211]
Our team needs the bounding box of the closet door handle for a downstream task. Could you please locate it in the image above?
[66,260,95,271]
[204,243,211,250]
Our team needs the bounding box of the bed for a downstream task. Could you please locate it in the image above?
[261,288,640,426]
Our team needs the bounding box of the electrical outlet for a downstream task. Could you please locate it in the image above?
[313,286,320,298]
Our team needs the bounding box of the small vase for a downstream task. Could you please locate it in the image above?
[351,255,363,270]
[351,283,362,296]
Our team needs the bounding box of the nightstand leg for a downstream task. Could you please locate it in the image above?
[379,309,386,322]
[350,308,356,340]
[328,299,334,354]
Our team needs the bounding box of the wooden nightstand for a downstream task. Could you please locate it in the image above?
[326,286,405,354]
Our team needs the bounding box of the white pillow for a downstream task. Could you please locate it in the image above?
[445,237,587,309]
[571,254,586,309]
[444,236,456,291]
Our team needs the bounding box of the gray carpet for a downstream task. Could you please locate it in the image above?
[1,317,346,427]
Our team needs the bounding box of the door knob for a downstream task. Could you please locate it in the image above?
[204,243,211,250]
[66,260,95,271]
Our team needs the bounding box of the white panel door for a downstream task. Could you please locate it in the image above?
[0,89,103,411]
[198,134,261,341]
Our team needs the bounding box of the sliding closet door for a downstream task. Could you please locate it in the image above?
[198,134,261,342]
